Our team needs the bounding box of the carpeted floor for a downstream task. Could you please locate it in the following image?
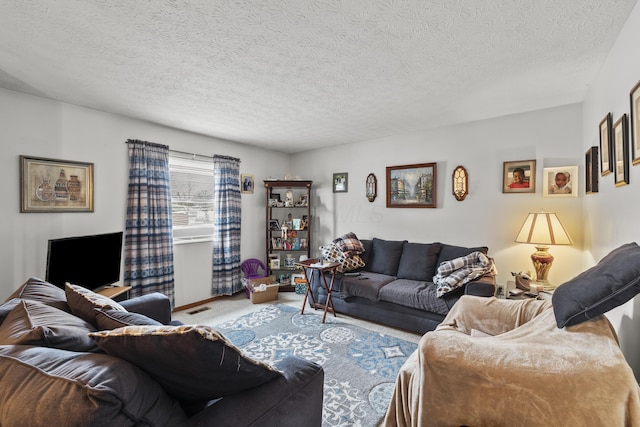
[173,292,422,427]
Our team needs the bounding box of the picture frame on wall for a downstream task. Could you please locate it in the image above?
[630,80,640,165]
[386,162,437,208]
[585,146,599,194]
[542,166,578,198]
[333,173,348,193]
[599,113,613,176]
[20,155,94,213]
[613,114,630,187]
[241,174,254,194]
[502,160,536,193]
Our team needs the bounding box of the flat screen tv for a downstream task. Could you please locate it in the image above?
[46,231,123,291]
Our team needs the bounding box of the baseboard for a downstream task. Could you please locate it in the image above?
[173,296,220,313]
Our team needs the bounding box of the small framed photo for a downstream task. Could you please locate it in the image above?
[585,146,599,194]
[599,113,613,176]
[20,155,94,213]
[613,114,630,187]
[386,162,437,208]
[269,219,280,230]
[270,258,281,269]
[542,166,578,198]
[502,160,536,193]
[297,194,309,206]
[333,173,348,193]
[630,80,640,165]
[271,237,283,250]
[241,174,254,193]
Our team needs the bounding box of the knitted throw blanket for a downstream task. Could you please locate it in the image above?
[433,251,494,297]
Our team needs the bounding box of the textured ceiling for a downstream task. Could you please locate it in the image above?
[0,1,637,153]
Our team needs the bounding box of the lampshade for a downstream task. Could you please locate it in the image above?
[515,212,572,286]
[515,212,573,245]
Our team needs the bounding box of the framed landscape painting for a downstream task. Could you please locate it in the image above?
[386,162,437,208]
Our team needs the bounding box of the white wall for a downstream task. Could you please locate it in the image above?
[292,103,585,288]
[0,88,289,306]
[582,2,640,374]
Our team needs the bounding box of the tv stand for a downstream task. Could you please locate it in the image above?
[96,285,131,302]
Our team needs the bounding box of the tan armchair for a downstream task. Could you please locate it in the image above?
[384,295,640,426]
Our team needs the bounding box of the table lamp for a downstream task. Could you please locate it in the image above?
[514,211,572,287]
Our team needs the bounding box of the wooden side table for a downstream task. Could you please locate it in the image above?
[296,258,341,323]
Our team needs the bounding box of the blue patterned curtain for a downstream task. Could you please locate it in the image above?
[124,139,175,304]
[212,155,242,296]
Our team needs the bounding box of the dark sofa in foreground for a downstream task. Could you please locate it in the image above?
[309,238,496,334]
[0,278,324,427]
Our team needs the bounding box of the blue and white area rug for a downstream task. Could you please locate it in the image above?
[214,304,418,427]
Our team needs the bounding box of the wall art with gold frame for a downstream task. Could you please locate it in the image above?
[20,155,94,213]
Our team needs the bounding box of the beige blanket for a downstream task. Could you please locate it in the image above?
[383,295,640,427]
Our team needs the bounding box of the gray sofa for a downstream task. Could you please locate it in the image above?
[0,277,324,427]
[308,238,496,334]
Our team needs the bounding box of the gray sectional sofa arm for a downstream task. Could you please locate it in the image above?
[120,292,173,324]
[185,356,325,427]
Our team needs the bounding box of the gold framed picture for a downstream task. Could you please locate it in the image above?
[20,155,94,213]
[502,160,536,193]
[386,162,437,208]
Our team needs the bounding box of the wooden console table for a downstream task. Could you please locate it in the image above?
[296,258,340,323]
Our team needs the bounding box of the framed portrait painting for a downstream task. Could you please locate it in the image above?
[599,113,613,176]
[502,160,536,193]
[585,146,599,194]
[630,80,640,165]
[613,114,629,187]
[542,166,578,198]
[20,155,94,213]
[386,162,437,208]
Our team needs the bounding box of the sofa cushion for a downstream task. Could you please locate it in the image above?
[95,309,162,330]
[368,238,407,276]
[396,242,443,281]
[89,324,283,403]
[552,243,640,328]
[332,232,365,256]
[438,244,488,265]
[6,277,70,312]
[340,272,396,301]
[0,345,187,426]
[0,300,99,352]
[320,242,365,273]
[65,283,126,326]
[378,279,451,316]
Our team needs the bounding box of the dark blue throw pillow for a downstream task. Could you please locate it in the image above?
[396,242,442,281]
[552,243,640,328]
[368,238,407,276]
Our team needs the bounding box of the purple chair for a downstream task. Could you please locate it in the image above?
[241,258,268,298]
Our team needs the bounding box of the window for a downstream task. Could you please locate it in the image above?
[169,153,214,243]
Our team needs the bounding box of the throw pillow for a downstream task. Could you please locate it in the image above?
[396,242,443,281]
[332,232,365,256]
[552,243,640,328]
[368,238,407,276]
[89,324,283,403]
[65,283,126,326]
[0,299,99,352]
[320,242,365,273]
[95,308,162,330]
[438,244,489,265]
[6,277,70,312]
